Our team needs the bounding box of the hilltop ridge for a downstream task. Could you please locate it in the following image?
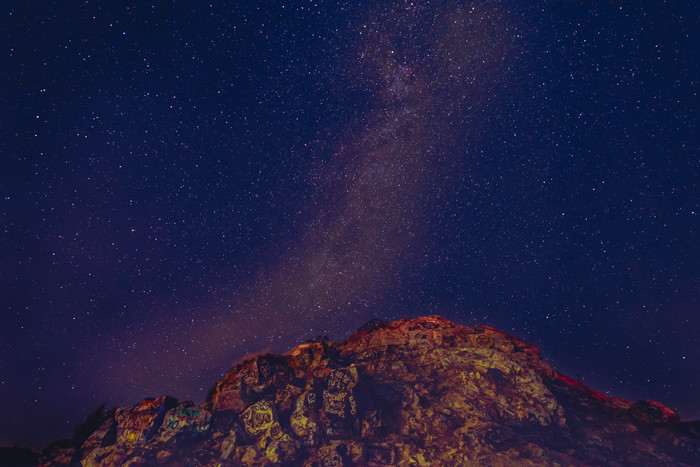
[37,316,699,466]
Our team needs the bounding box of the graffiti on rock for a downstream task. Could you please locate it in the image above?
[241,401,276,437]
[476,335,493,348]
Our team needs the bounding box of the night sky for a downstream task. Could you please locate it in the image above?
[1,1,697,448]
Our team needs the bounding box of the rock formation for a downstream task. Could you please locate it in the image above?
[38,316,699,466]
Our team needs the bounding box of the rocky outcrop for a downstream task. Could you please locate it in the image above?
[39,316,699,466]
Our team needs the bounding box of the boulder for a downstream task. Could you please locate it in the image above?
[156,402,212,442]
[114,396,178,445]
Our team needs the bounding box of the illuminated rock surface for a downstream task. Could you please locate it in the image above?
[38,316,699,466]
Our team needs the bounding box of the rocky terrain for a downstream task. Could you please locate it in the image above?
[35,316,699,466]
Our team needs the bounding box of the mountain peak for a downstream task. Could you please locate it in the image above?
[37,316,698,466]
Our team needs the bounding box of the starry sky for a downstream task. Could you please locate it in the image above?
[1,1,697,448]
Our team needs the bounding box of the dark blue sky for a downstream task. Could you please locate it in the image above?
[1,1,697,448]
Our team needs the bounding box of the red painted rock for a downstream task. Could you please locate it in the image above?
[212,384,247,413]
[629,399,681,424]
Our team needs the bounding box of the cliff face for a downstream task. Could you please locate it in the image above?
[40,316,699,466]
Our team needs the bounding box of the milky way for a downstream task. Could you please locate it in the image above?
[100,1,520,402]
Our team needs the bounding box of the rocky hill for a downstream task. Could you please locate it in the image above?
[37,316,699,466]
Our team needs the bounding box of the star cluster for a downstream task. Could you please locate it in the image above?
[1,1,697,448]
